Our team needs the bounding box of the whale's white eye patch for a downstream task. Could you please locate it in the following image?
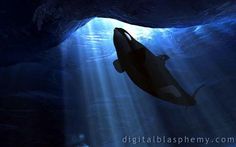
[124,32,132,41]
[159,85,182,98]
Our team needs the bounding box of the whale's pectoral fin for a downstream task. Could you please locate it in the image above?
[113,59,124,73]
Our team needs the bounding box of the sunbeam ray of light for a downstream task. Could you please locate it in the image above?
[61,17,236,146]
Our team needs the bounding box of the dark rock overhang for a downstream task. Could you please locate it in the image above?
[0,0,235,66]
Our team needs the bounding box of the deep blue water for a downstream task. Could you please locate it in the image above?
[59,18,236,147]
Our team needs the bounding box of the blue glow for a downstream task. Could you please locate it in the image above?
[60,17,236,146]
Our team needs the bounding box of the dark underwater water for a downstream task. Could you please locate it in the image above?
[60,18,236,147]
[0,18,236,147]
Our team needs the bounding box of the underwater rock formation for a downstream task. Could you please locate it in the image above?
[0,0,235,66]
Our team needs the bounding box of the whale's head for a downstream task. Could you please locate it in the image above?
[113,28,133,54]
[114,28,133,41]
[113,28,145,54]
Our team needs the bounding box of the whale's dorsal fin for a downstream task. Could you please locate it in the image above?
[113,59,124,73]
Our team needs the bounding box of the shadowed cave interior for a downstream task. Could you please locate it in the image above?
[0,1,236,147]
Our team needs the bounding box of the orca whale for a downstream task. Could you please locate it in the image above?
[113,28,204,106]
